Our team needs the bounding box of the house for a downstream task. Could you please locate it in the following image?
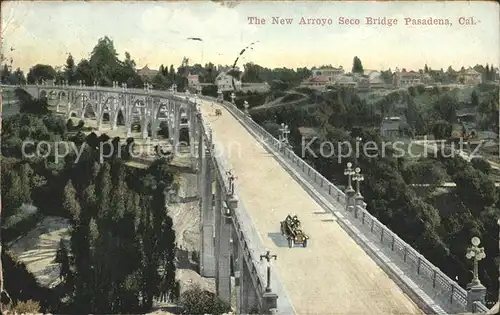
[354,75,370,92]
[334,75,357,88]
[298,127,318,139]
[215,71,241,92]
[187,74,199,87]
[380,116,404,138]
[459,67,482,85]
[311,66,345,78]
[300,75,332,90]
[137,65,159,80]
[392,70,421,88]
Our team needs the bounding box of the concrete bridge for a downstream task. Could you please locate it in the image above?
[1,83,492,314]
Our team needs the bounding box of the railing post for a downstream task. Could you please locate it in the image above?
[380,228,384,243]
[432,269,437,288]
[417,256,422,274]
[391,235,395,251]
[403,247,407,262]
[450,283,455,304]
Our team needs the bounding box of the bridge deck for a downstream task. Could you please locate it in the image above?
[199,100,422,314]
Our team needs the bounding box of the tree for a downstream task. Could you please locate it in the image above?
[471,158,491,175]
[352,56,364,74]
[26,64,57,84]
[75,59,93,85]
[62,180,81,224]
[65,54,76,84]
[471,90,479,107]
[55,239,71,281]
[431,120,452,140]
[179,286,231,315]
[89,36,121,86]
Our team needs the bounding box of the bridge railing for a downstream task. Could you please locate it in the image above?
[205,96,488,314]
[197,110,293,313]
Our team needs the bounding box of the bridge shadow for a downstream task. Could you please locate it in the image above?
[267,232,289,248]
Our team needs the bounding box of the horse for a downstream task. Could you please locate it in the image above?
[215,109,222,117]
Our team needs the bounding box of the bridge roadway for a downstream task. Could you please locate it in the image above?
[197,99,423,314]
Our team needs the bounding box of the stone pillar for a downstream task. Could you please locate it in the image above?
[200,147,215,277]
[467,283,487,312]
[262,292,279,314]
[214,178,222,290]
[217,195,233,303]
[241,258,260,313]
[232,229,241,312]
[345,187,355,212]
[354,194,364,218]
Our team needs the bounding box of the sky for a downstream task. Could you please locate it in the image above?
[1,1,499,73]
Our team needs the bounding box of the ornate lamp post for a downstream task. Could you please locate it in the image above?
[260,250,277,293]
[226,170,237,195]
[243,100,250,115]
[352,167,365,217]
[279,123,290,149]
[353,167,364,197]
[465,236,487,311]
[344,162,355,211]
[230,91,236,104]
[466,237,486,286]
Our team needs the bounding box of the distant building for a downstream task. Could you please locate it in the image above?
[459,67,482,85]
[215,71,241,92]
[311,66,344,78]
[137,65,159,80]
[187,74,199,87]
[300,75,332,90]
[392,70,421,88]
[334,75,357,88]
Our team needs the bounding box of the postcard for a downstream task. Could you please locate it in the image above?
[1,1,499,315]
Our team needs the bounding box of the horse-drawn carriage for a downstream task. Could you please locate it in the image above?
[280,214,309,248]
[215,108,222,117]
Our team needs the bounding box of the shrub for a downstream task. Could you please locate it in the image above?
[6,299,41,314]
[179,286,231,315]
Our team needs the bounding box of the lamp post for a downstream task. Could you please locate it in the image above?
[226,170,237,195]
[465,236,487,311]
[353,167,364,198]
[260,250,277,292]
[279,123,290,149]
[243,101,249,115]
[466,237,486,286]
[352,167,364,217]
[344,162,355,211]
